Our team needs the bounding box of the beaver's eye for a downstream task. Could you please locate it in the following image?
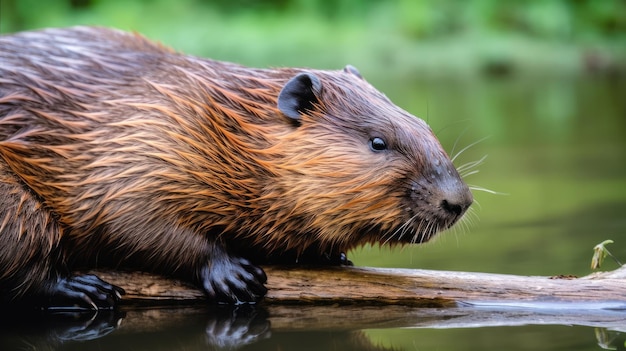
[369,137,387,152]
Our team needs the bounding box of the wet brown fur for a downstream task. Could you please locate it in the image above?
[0,27,470,303]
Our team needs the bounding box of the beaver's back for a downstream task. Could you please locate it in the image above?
[0,27,287,251]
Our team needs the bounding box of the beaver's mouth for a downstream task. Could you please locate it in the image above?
[389,174,472,244]
[387,214,457,244]
[387,192,471,244]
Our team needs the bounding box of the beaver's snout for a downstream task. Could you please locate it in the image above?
[408,174,472,226]
[432,175,473,220]
[402,155,473,243]
[428,155,473,221]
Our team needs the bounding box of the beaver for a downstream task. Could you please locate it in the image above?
[0,26,472,308]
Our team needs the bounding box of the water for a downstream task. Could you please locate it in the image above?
[1,75,625,350]
[1,305,624,350]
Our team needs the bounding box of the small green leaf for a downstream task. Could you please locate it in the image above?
[591,240,614,270]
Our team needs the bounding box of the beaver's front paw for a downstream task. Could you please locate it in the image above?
[45,274,125,310]
[200,255,267,304]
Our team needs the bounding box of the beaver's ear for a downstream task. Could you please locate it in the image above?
[278,72,323,121]
[343,65,363,79]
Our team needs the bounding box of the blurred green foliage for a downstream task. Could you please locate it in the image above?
[2,0,625,78]
[3,0,626,41]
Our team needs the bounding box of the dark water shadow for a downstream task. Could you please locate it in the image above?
[0,305,392,351]
[0,308,124,350]
[1,304,624,351]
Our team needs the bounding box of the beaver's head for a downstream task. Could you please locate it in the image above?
[257,66,472,253]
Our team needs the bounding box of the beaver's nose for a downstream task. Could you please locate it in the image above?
[441,198,470,216]
[439,186,473,217]
[429,155,473,218]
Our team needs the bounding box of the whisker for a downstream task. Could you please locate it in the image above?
[400,215,418,241]
[471,198,482,210]
[445,217,464,246]
[457,154,488,173]
[417,220,432,244]
[386,224,404,245]
[469,185,507,195]
[463,207,479,227]
[408,218,422,245]
[429,221,439,242]
[451,136,490,163]
[461,218,472,234]
[383,223,400,245]
[460,169,480,178]
[449,124,471,160]
[422,222,436,242]
[383,215,414,246]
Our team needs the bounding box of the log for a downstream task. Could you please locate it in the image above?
[86,266,626,332]
[4,267,624,350]
[93,265,626,308]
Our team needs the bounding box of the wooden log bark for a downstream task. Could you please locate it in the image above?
[93,265,626,308]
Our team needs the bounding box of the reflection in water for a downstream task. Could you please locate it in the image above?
[594,328,625,351]
[0,309,124,350]
[203,305,271,349]
[1,305,624,351]
[594,327,626,351]
[0,305,394,351]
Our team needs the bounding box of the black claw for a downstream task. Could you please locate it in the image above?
[45,274,124,310]
[200,255,267,304]
[340,252,354,266]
